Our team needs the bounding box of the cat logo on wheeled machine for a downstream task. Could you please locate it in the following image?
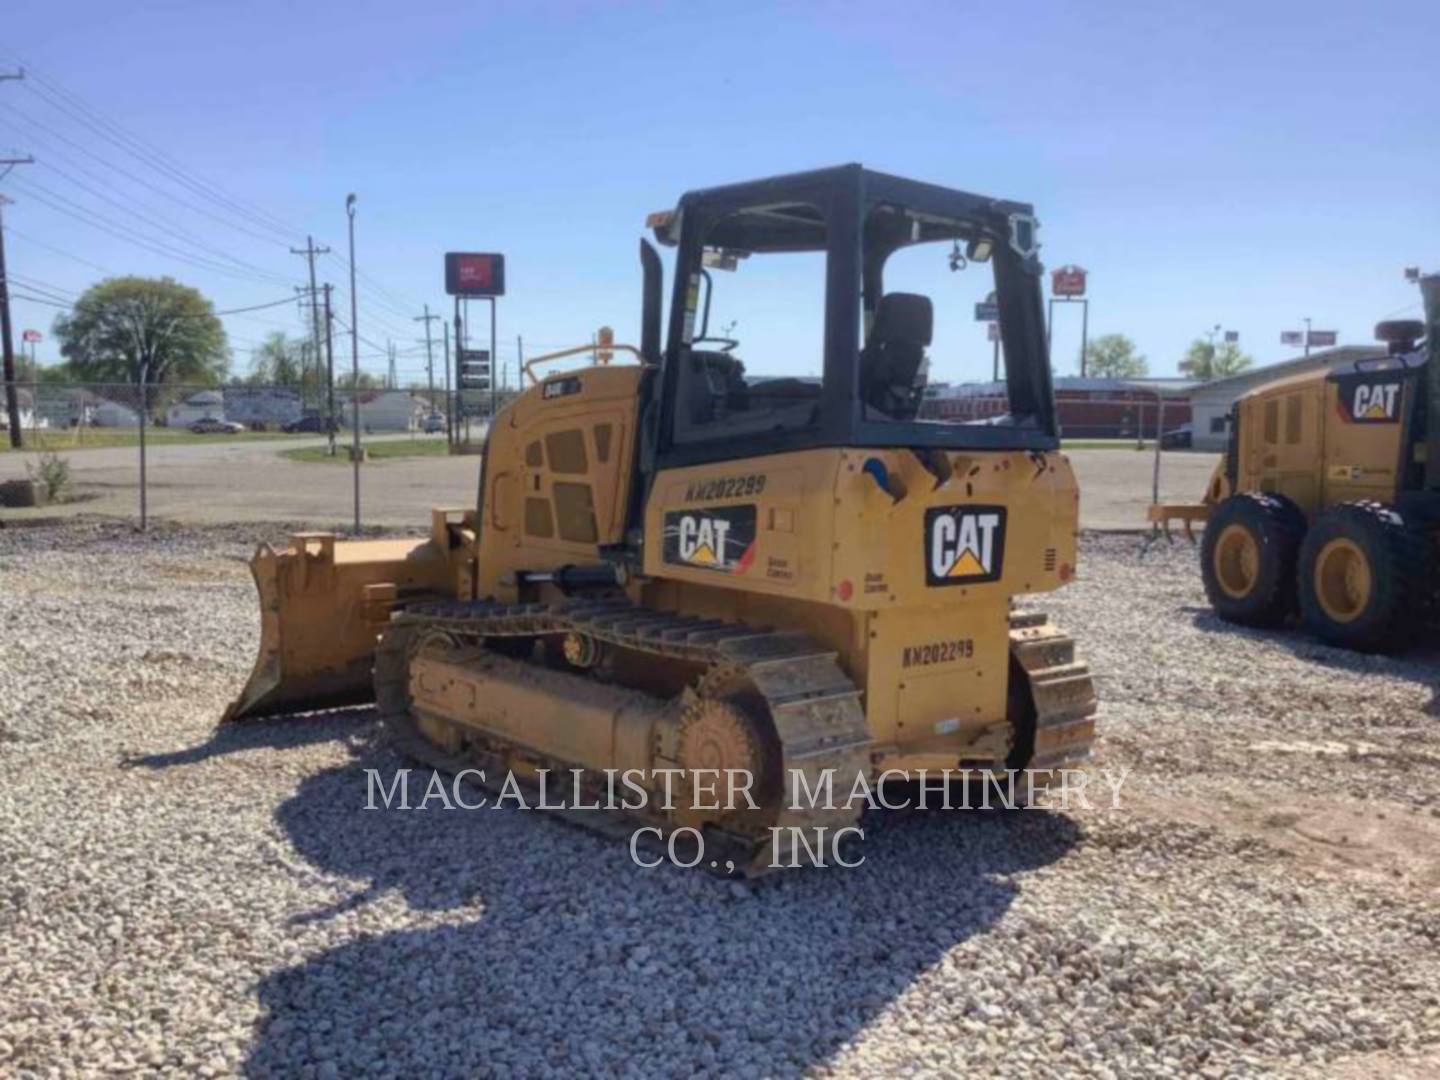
[1335,371,1404,424]
[925,505,1007,585]
[663,504,757,574]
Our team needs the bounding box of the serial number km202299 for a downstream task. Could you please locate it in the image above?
[902,639,975,669]
[684,474,767,502]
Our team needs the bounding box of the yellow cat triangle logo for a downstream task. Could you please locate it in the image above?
[947,549,986,577]
[689,543,718,566]
[1362,402,1388,419]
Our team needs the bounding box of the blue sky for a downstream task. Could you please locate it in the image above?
[1,1,1435,387]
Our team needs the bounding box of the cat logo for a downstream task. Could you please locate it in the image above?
[663,505,757,574]
[679,515,728,566]
[925,505,1007,586]
[1351,381,1399,421]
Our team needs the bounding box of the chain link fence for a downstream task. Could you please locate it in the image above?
[0,380,518,529]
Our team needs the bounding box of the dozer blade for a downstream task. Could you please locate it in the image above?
[225,531,457,722]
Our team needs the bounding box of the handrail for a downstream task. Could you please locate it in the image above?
[522,342,645,385]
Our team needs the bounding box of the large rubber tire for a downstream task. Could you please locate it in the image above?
[1200,493,1306,627]
[1297,501,1431,653]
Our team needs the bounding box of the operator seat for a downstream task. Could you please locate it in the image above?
[860,292,932,420]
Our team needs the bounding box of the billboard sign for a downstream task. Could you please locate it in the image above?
[21,329,41,343]
[1280,330,1304,347]
[1224,330,1239,344]
[1307,330,1338,348]
[1051,265,1087,298]
[445,252,506,297]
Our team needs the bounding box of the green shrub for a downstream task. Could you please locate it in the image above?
[26,451,71,503]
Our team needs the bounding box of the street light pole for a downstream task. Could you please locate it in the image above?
[1302,316,1312,358]
[346,194,360,534]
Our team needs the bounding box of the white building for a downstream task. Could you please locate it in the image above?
[0,389,49,431]
[341,389,433,432]
[166,389,226,427]
[93,398,141,428]
[1189,346,1385,451]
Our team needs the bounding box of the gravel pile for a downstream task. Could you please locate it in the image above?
[1,521,1438,1077]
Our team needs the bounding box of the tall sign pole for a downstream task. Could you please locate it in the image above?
[346,195,360,534]
[323,283,336,457]
[442,319,452,449]
[444,251,506,440]
[1049,265,1089,376]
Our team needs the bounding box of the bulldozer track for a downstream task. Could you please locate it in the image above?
[1008,612,1099,771]
[374,597,875,876]
[374,599,1095,875]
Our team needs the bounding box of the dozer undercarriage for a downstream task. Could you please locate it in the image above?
[370,599,1092,875]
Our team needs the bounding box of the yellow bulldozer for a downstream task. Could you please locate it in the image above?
[1151,274,1440,653]
[227,166,1097,872]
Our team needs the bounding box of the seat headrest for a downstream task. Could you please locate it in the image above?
[872,293,933,348]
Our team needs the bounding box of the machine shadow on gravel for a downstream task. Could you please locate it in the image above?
[1183,605,1440,714]
[122,709,377,770]
[244,745,1081,1077]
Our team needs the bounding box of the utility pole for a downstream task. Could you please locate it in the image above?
[442,319,452,448]
[0,195,26,448]
[1302,316,1313,358]
[346,194,360,535]
[387,340,396,390]
[0,71,37,447]
[415,304,440,420]
[323,283,336,457]
[290,235,330,409]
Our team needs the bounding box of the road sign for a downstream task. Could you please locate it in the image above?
[445,252,506,297]
[459,348,491,388]
[986,322,1000,343]
[21,329,41,343]
[1307,330,1338,348]
[1280,330,1304,347]
[1052,265,1087,298]
[974,300,999,322]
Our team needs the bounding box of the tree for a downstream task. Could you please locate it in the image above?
[336,370,381,391]
[1180,339,1253,381]
[1084,334,1148,379]
[53,276,228,385]
[246,332,304,386]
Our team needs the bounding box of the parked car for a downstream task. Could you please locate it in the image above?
[189,417,246,435]
[1160,423,1193,450]
[282,414,339,434]
[422,413,445,434]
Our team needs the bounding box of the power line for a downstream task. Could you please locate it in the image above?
[31,156,292,283]
[4,56,305,243]
[2,221,117,276]
[8,176,297,285]
[0,99,295,249]
[7,291,305,317]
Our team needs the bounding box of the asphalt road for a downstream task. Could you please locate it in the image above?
[0,437,1217,533]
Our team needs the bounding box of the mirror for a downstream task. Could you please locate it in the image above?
[702,248,746,272]
[1007,213,1038,258]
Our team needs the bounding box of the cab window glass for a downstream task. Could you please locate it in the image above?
[865,205,1011,426]
[673,204,827,444]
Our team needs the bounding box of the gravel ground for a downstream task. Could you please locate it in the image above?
[1,522,1438,1078]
